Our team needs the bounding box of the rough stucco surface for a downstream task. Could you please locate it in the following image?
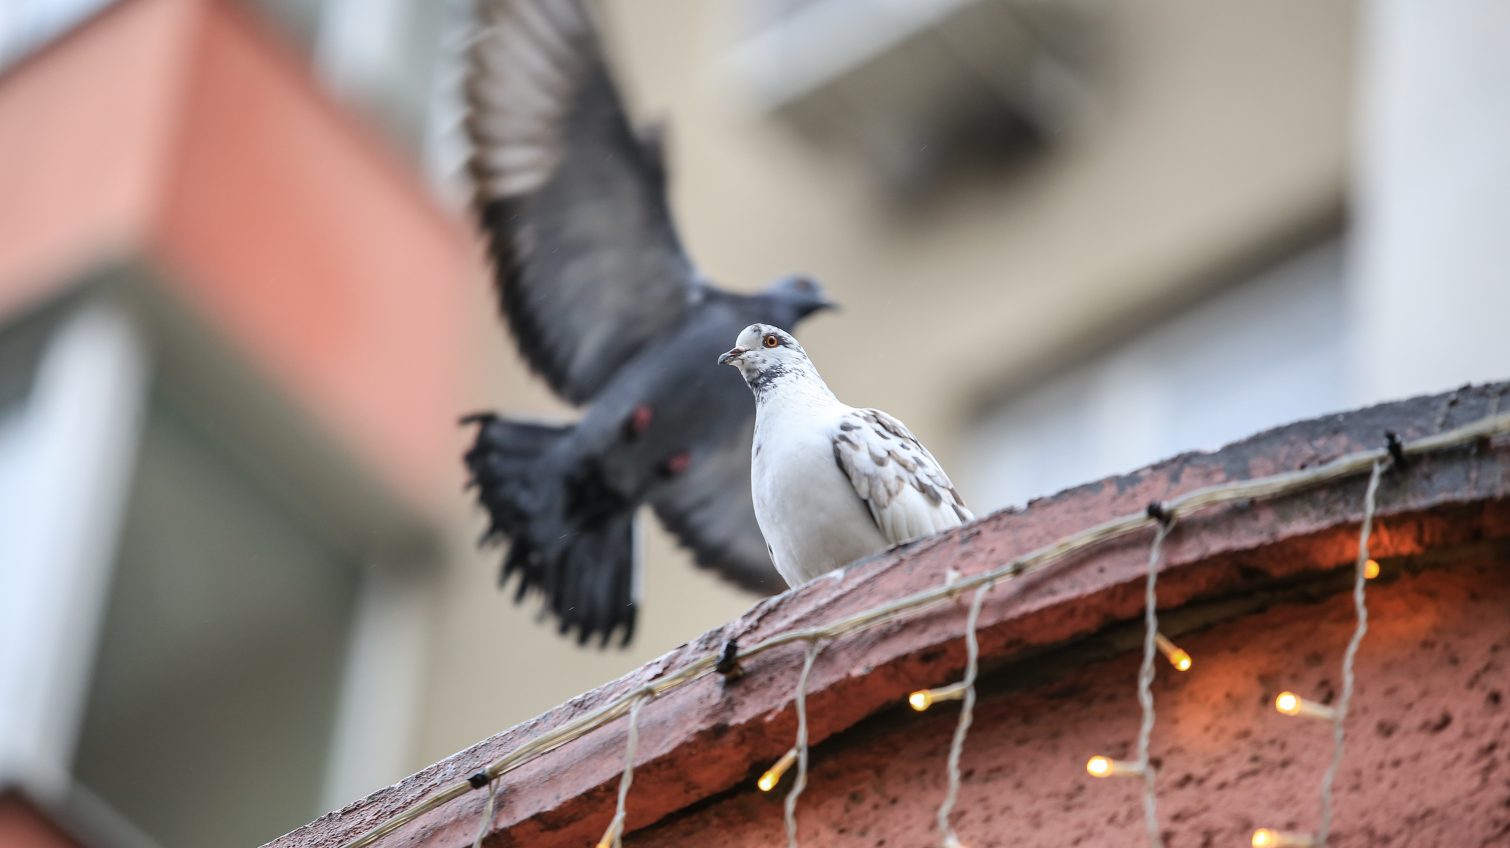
[270,383,1510,848]
[636,554,1510,847]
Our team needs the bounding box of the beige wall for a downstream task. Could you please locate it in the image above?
[411,0,1357,769]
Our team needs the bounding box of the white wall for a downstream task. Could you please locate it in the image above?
[1349,0,1510,403]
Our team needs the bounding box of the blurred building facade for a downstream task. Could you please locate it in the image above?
[0,1,473,844]
[0,0,1506,845]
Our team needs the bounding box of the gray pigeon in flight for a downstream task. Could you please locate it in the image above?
[461,0,834,645]
[719,324,971,586]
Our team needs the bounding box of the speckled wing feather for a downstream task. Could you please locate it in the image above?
[832,408,973,545]
[465,0,699,404]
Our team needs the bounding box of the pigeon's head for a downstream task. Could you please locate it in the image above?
[763,274,836,322]
[718,324,817,394]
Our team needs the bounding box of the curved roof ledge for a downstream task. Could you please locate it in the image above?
[271,381,1510,848]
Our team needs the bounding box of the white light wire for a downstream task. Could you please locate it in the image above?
[1315,460,1385,846]
[935,582,993,847]
[470,775,498,848]
[337,411,1510,848]
[1135,521,1171,847]
[596,689,653,848]
[784,641,823,848]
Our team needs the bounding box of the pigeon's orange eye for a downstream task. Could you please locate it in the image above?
[763,334,779,349]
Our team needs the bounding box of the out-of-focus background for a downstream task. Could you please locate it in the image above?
[0,0,1506,845]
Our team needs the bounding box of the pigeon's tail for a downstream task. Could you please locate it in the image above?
[462,412,637,647]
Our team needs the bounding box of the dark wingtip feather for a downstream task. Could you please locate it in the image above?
[465,411,639,646]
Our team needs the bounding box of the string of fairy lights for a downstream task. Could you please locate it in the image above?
[1252,461,1386,848]
[1085,459,1387,848]
[334,410,1510,848]
[592,688,654,848]
[910,580,991,848]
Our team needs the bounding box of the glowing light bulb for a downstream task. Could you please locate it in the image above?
[1364,558,1381,580]
[1274,691,1336,720]
[1252,828,1315,847]
[757,748,798,792]
[906,682,967,712]
[1085,755,1141,778]
[1154,632,1194,672]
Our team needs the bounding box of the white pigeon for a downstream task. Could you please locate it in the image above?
[718,323,974,586]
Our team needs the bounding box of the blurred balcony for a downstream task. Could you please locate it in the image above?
[0,0,476,844]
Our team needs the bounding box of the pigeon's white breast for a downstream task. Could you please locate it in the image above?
[752,409,887,586]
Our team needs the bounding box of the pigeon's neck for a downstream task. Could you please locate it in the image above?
[749,361,836,410]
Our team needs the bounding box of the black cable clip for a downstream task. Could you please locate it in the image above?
[716,639,744,679]
[1384,430,1409,472]
[1146,500,1173,528]
[468,770,492,790]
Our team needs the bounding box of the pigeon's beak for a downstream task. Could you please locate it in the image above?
[718,347,746,367]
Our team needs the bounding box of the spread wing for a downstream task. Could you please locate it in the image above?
[465,0,700,404]
[649,417,783,594]
[832,408,973,545]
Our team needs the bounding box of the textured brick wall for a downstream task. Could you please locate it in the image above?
[634,552,1510,847]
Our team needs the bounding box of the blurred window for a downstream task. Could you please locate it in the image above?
[965,239,1347,510]
[0,318,47,539]
[726,0,1092,200]
[0,302,146,826]
[0,295,426,846]
[69,395,360,847]
[251,0,463,185]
